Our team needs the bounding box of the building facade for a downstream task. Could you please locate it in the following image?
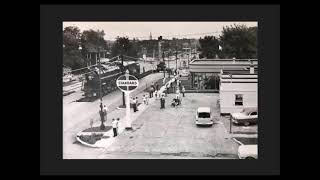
[188,59,258,90]
[219,72,258,114]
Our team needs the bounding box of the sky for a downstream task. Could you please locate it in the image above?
[63,22,257,41]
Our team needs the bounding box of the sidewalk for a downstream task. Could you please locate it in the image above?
[76,78,172,148]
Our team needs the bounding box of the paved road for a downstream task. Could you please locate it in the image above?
[97,93,239,159]
[63,72,165,158]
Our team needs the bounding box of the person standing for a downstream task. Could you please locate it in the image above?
[116,118,120,135]
[103,105,108,121]
[112,118,118,137]
[156,83,159,91]
[149,86,154,98]
[143,95,146,105]
[161,94,165,109]
[154,90,158,100]
[182,86,185,97]
[162,77,166,85]
[145,94,149,105]
[175,92,180,105]
[160,95,163,109]
[133,97,137,112]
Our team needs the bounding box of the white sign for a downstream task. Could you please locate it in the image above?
[116,74,139,92]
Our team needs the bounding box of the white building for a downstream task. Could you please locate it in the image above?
[219,68,257,114]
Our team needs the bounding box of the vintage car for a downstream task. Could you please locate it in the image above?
[231,107,258,126]
[195,107,214,126]
[238,145,258,159]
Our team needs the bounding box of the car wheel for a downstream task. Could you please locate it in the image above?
[244,122,250,126]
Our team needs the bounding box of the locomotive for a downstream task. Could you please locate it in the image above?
[81,60,140,98]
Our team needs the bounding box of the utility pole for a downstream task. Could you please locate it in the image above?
[162,51,165,78]
[98,48,105,130]
[167,51,170,78]
[121,53,125,107]
[175,50,178,74]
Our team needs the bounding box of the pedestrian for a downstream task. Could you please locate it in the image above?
[166,83,170,94]
[175,93,180,105]
[149,86,154,98]
[160,95,163,109]
[112,118,118,137]
[103,105,108,121]
[161,94,165,109]
[143,95,146,105]
[182,86,185,97]
[145,94,149,105]
[154,90,158,99]
[162,77,166,85]
[156,83,159,91]
[116,118,120,134]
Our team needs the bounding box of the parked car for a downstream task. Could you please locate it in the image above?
[195,107,213,126]
[231,107,258,126]
[238,145,257,159]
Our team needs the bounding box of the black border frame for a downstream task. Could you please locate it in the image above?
[40,5,280,175]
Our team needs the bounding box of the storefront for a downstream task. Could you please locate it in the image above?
[189,59,258,90]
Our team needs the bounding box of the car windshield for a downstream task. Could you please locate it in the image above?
[198,112,210,118]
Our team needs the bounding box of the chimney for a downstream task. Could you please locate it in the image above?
[250,61,254,74]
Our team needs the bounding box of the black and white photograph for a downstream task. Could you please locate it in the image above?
[62,21,258,159]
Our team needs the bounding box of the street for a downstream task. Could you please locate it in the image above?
[64,90,239,159]
[63,72,166,158]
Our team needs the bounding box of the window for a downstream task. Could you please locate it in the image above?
[235,94,243,106]
[198,112,210,118]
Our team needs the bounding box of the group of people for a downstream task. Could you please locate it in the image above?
[97,77,187,137]
[97,104,120,137]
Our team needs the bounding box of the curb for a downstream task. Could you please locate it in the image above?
[75,135,101,148]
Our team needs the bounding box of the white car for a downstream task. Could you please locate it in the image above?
[238,145,258,159]
[195,107,213,126]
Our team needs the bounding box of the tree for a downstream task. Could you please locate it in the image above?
[219,24,257,59]
[198,36,220,58]
[111,37,138,58]
[63,26,84,70]
[81,29,107,53]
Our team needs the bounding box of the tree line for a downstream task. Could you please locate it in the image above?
[199,24,257,59]
[63,24,257,71]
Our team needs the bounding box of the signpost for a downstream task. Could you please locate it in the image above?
[116,70,139,130]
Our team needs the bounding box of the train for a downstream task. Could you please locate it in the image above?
[81,60,140,98]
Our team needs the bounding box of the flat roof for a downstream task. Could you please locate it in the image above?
[190,59,258,66]
[197,107,211,113]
